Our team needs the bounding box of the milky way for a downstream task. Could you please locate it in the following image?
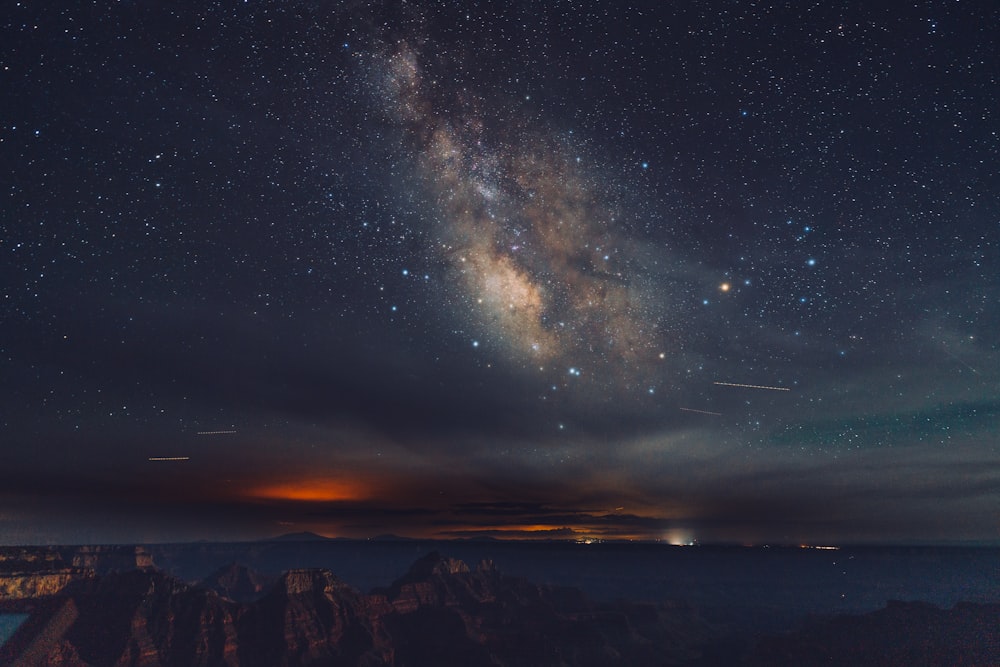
[373,40,672,395]
[2,0,998,545]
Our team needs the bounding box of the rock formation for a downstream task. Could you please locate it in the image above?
[1,550,714,666]
[198,563,275,604]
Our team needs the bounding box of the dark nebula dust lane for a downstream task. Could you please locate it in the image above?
[372,38,678,391]
[1,1,998,545]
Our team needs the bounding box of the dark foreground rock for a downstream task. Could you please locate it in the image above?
[199,563,276,604]
[746,599,1000,666]
[1,551,713,666]
[6,550,997,666]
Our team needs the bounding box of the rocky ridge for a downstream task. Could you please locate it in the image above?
[0,545,155,601]
[7,548,996,666]
[1,551,714,666]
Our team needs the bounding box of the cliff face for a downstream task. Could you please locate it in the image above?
[239,569,392,666]
[69,546,155,572]
[63,570,241,667]
[0,545,154,578]
[0,571,94,600]
[379,552,494,614]
[1,552,714,666]
[0,570,241,667]
[198,563,275,604]
[374,552,714,667]
[0,545,155,602]
[0,547,67,572]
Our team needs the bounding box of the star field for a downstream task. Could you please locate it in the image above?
[1,1,998,545]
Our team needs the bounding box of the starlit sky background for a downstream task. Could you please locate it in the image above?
[2,1,998,545]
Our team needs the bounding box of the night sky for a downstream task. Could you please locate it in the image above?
[2,1,998,546]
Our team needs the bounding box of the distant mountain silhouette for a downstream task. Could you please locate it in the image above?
[267,531,335,542]
[369,533,416,542]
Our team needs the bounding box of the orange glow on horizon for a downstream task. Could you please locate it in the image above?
[435,523,655,541]
[252,478,370,502]
[494,524,578,533]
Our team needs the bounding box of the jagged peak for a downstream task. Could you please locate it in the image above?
[406,551,470,579]
[277,568,354,597]
[198,562,273,603]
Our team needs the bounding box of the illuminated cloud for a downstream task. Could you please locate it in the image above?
[250,478,372,503]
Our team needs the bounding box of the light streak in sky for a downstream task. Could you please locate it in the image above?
[713,381,790,392]
[939,343,980,374]
[197,430,237,435]
[679,407,723,416]
[148,456,190,461]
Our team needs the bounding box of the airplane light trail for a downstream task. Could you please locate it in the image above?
[713,381,790,392]
[679,407,723,416]
[197,430,237,435]
[148,456,190,462]
[939,343,980,375]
